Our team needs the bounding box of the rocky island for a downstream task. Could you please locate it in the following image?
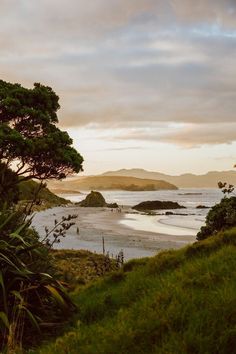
[132,200,186,211]
[79,191,118,208]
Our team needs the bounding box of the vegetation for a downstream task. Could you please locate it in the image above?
[19,179,68,210]
[197,196,236,240]
[0,209,76,351]
[0,79,83,206]
[52,249,124,289]
[0,80,84,352]
[31,228,236,354]
[197,181,236,241]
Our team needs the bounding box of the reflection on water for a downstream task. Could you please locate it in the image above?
[120,213,201,236]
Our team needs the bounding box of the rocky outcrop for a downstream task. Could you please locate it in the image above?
[79,191,107,207]
[79,191,118,208]
[132,200,185,211]
[196,205,210,209]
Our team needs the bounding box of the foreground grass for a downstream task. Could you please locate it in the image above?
[52,249,120,289]
[31,228,236,354]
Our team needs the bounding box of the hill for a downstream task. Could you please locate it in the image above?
[102,168,236,188]
[19,180,68,208]
[34,228,236,354]
[48,175,177,192]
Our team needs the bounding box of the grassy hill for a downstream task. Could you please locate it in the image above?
[48,175,177,192]
[102,168,236,188]
[33,228,236,354]
[19,179,68,208]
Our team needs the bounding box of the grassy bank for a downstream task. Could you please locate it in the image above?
[30,228,236,354]
[19,179,68,210]
[52,249,121,289]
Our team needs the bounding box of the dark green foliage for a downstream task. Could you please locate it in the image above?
[0,80,83,184]
[19,179,68,207]
[52,250,120,289]
[0,163,19,207]
[0,79,83,352]
[31,228,236,354]
[218,181,235,195]
[197,196,236,240]
[0,209,75,351]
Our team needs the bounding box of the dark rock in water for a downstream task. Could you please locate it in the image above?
[79,191,106,207]
[196,205,210,209]
[165,211,174,215]
[132,200,186,211]
[107,203,119,208]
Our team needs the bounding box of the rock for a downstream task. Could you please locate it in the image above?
[132,200,186,211]
[165,211,174,215]
[196,205,210,209]
[79,191,119,208]
[79,191,106,207]
[107,203,119,208]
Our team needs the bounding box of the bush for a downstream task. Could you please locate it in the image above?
[197,196,236,241]
[0,208,75,351]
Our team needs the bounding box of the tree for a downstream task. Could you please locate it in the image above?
[0,80,83,349]
[197,177,236,241]
[196,196,236,241]
[0,80,83,186]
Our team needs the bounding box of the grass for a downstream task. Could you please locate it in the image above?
[18,179,68,210]
[52,249,121,289]
[30,228,236,354]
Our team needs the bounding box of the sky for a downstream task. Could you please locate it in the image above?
[1,0,236,176]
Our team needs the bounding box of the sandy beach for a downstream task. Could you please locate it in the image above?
[32,204,199,260]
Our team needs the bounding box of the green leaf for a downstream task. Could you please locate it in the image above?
[9,232,28,245]
[0,212,15,230]
[11,290,23,302]
[0,252,21,271]
[0,311,9,329]
[45,285,66,308]
[0,272,7,314]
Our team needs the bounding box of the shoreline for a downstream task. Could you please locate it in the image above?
[32,204,198,260]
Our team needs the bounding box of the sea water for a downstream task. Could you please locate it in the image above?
[59,188,223,236]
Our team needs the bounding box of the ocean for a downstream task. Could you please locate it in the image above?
[33,188,224,260]
[59,188,223,237]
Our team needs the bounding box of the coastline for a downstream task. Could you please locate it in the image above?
[32,204,198,260]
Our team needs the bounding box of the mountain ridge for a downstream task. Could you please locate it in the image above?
[101,168,236,188]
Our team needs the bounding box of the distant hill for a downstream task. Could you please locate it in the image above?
[48,175,177,192]
[102,168,236,188]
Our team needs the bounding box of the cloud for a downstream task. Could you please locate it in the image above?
[0,0,236,148]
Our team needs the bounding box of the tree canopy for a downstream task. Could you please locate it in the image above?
[0,80,83,183]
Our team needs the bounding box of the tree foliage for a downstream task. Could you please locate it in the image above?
[0,80,83,351]
[0,80,83,183]
[197,196,236,241]
[0,163,19,207]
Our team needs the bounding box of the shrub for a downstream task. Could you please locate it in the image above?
[0,208,75,351]
[197,196,236,241]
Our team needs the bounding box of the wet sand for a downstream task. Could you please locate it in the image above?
[32,205,198,261]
